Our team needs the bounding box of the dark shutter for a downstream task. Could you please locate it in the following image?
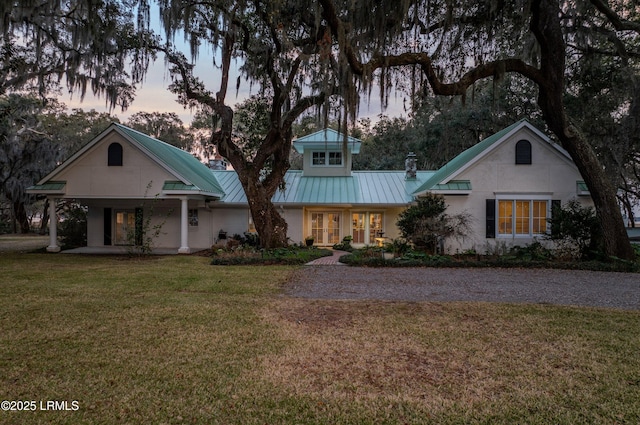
[550,200,561,236]
[104,208,112,245]
[135,208,144,246]
[515,140,532,164]
[486,199,496,238]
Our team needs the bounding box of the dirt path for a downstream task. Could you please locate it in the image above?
[286,266,640,310]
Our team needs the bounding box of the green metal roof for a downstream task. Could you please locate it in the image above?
[115,124,225,196]
[27,181,66,193]
[412,119,528,195]
[162,181,199,191]
[430,180,472,191]
[213,170,435,205]
[293,129,361,154]
[577,180,590,194]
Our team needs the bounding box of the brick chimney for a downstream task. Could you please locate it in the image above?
[208,153,227,170]
[405,152,417,180]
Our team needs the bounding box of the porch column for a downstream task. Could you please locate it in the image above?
[47,197,60,252]
[178,197,190,254]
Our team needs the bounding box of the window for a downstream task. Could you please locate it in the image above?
[351,212,383,244]
[312,152,326,165]
[515,140,532,164]
[352,213,365,244]
[328,151,343,165]
[369,213,383,241]
[498,200,548,236]
[188,209,198,226]
[108,142,123,166]
[312,151,342,166]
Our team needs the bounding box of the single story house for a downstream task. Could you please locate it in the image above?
[28,119,592,253]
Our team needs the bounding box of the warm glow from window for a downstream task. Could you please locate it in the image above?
[352,213,365,244]
[498,200,547,236]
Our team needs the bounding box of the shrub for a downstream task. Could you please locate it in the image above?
[332,236,354,252]
[59,202,87,249]
[210,246,332,265]
[509,240,554,261]
[546,199,601,260]
[397,193,471,254]
[384,238,411,256]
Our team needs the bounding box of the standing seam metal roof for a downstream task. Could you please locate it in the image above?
[412,119,528,195]
[293,129,362,153]
[212,170,435,205]
[115,124,225,196]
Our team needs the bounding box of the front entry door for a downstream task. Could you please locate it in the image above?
[311,212,341,245]
[114,210,135,245]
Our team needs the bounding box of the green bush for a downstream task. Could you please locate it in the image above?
[509,240,554,261]
[59,202,87,249]
[546,199,601,260]
[396,193,471,254]
[332,236,354,252]
[339,244,639,271]
[211,246,332,265]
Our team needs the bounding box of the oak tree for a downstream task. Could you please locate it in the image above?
[318,0,638,260]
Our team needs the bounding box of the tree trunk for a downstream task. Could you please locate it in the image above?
[243,182,288,249]
[13,200,30,234]
[560,126,634,258]
[40,198,50,235]
[532,0,635,260]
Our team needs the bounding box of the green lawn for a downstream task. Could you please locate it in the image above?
[1,253,639,424]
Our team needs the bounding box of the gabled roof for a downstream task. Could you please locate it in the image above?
[30,123,225,198]
[412,119,571,196]
[113,124,224,196]
[293,129,362,154]
[213,170,434,205]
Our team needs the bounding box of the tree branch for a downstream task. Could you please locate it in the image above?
[589,0,640,34]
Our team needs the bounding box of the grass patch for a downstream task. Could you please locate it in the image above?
[1,253,639,424]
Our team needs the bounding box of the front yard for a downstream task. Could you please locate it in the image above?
[1,253,639,424]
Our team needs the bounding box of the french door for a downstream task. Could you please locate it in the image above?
[310,212,341,245]
[114,209,143,245]
[352,212,384,245]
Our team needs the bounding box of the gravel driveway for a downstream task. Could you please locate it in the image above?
[286,266,640,310]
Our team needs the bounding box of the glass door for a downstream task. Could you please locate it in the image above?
[310,212,341,245]
[311,212,324,244]
[326,213,341,245]
[114,210,135,245]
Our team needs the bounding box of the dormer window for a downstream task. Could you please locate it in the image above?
[293,129,360,176]
[312,151,342,166]
[328,152,343,165]
[515,140,532,164]
[108,142,123,166]
[312,152,326,165]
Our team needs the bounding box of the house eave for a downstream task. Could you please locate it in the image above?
[26,181,67,195]
[162,190,222,199]
[430,190,472,195]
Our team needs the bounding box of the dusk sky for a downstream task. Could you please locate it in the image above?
[61,4,406,127]
[62,54,405,127]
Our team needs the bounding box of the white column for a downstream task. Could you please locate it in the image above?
[46,198,60,252]
[178,197,190,254]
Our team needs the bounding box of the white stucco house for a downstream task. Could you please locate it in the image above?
[28,119,592,253]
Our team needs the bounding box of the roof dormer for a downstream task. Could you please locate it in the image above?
[293,129,361,177]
